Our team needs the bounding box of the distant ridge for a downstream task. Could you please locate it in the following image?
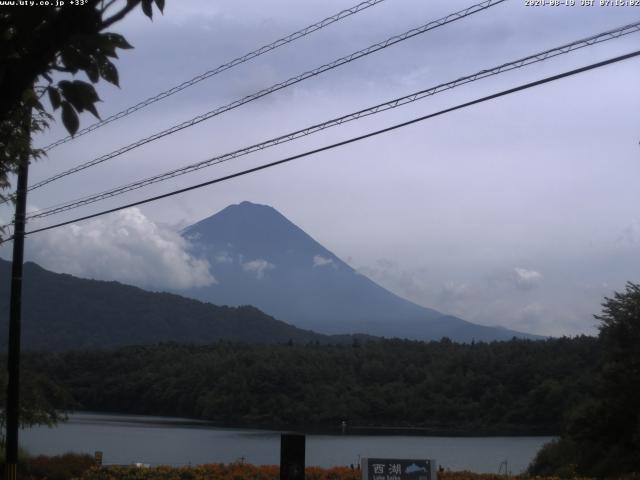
[179,201,541,342]
[0,259,369,351]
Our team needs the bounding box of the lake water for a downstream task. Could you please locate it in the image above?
[21,413,552,474]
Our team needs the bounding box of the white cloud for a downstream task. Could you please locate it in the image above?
[487,267,543,291]
[242,259,274,279]
[183,231,202,242]
[313,254,335,268]
[27,208,215,290]
[514,267,543,289]
[214,252,234,264]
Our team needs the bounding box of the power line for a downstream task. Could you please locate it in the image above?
[11,49,638,242]
[24,20,640,221]
[28,0,506,192]
[40,0,390,152]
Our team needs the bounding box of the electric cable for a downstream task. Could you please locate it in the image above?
[28,0,506,192]
[24,20,640,221]
[5,48,635,243]
[40,0,390,152]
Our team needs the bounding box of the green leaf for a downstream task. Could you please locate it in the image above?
[59,47,81,74]
[97,35,119,59]
[85,57,100,83]
[71,80,100,104]
[103,33,133,50]
[102,46,119,59]
[32,98,45,113]
[85,102,100,120]
[61,101,79,136]
[58,80,78,109]
[59,81,101,119]
[154,0,165,13]
[58,81,84,112]
[99,59,119,87]
[141,0,153,19]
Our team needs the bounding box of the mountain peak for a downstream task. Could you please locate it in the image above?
[183,202,335,267]
[187,201,287,231]
[179,202,541,342]
[238,200,268,208]
[232,200,277,213]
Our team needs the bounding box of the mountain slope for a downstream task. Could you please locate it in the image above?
[0,259,357,351]
[179,201,539,341]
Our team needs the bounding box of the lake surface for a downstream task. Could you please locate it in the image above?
[21,413,552,474]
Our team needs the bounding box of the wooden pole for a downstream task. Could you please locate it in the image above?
[5,121,30,480]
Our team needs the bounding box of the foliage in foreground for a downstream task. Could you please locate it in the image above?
[0,1,165,210]
[527,439,579,478]
[47,463,591,480]
[528,282,640,478]
[6,456,638,480]
[0,366,71,446]
[0,452,94,480]
[23,453,96,480]
[5,458,639,480]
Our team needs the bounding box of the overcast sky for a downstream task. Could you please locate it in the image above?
[2,0,639,337]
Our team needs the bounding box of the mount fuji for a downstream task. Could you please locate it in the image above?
[178,201,538,342]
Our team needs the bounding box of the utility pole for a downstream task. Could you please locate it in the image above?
[5,113,30,480]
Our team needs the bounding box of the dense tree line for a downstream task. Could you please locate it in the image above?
[20,336,598,435]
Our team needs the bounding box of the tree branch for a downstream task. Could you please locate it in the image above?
[50,65,74,73]
[101,1,140,29]
[99,0,120,15]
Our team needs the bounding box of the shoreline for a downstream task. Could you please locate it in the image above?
[63,411,558,438]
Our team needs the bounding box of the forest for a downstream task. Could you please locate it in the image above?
[17,336,598,435]
[5,283,639,477]
[4,277,640,479]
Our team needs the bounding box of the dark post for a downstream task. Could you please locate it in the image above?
[280,434,305,480]
[4,128,30,480]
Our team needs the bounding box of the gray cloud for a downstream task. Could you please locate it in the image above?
[618,219,640,246]
[355,254,631,337]
[437,281,474,306]
[487,267,543,291]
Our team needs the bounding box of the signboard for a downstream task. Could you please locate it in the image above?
[361,458,436,480]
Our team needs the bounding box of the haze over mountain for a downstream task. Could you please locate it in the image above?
[179,201,540,342]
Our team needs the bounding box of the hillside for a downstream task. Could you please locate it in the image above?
[0,259,360,351]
